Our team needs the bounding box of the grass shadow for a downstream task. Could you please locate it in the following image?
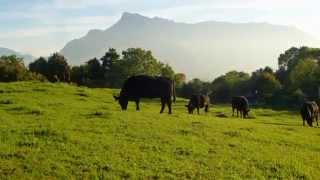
[76,92,89,97]
[84,111,112,119]
[32,88,48,92]
[6,106,44,115]
[0,99,14,105]
[257,122,300,127]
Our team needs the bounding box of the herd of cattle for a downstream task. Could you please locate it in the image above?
[113,75,319,127]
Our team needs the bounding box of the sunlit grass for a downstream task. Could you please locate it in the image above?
[0,81,319,179]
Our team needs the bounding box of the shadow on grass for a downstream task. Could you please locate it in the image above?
[251,104,299,112]
[6,106,44,115]
[0,88,28,94]
[75,92,89,97]
[0,99,14,105]
[84,111,112,119]
[32,88,48,92]
[257,122,300,127]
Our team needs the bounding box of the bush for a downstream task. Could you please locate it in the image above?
[0,55,28,82]
[22,72,47,82]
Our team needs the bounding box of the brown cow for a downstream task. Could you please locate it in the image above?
[185,94,210,114]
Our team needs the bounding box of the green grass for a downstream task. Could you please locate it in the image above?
[0,81,319,179]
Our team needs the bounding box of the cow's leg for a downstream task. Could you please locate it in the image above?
[316,112,319,126]
[303,119,305,126]
[197,107,200,115]
[205,105,209,113]
[314,115,318,127]
[160,98,166,114]
[307,117,313,127]
[232,107,235,116]
[237,109,239,117]
[167,98,172,114]
[135,98,140,111]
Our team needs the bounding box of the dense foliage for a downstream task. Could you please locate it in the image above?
[70,48,176,87]
[28,48,176,87]
[179,47,320,107]
[30,53,71,82]
[1,46,320,107]
[0,55,45,82]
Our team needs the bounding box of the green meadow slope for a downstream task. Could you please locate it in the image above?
[0,82,319,179]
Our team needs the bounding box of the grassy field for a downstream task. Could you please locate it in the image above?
[0,82,319,179]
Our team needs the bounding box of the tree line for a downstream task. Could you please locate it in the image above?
[0,46,319,107]
[180,47,320,107]
[0,48,185,87]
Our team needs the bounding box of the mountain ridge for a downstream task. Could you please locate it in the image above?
[0,47,35,65]
[61,12,320,79]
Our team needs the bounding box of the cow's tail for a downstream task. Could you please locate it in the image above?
[172,80,176,103]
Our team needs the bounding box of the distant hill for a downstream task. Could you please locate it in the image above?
[61,12,320,79]
[0,47,35,65]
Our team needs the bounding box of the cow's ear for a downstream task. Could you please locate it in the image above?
[113,96,120,101]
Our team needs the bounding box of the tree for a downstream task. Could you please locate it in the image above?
[100,48,122,87]
[211,71,250,102]
[289,59,318,97]
[71,65,88,85]
[121,48,162,77]
[278,47,320,81]
[105,61,127,88]
[275,67,287,85]
[179,78,211,98]
[0,55,27,82]
[250,71,281,99]
[29,57,48,76]
[160,64,175,79]
[69,48,176,88]
[174,73,186,87]
[103,48,175,87]
[47,53,71,82]
[101,48,120,71]
[278,47,300,70]
[87,58,103,80]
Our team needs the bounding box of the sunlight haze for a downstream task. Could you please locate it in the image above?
[0,0,319,56]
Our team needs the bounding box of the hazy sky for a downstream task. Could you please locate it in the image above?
[0,0,319,56]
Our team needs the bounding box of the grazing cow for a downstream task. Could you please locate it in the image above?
[185,94,210,114]
[114,75,176,114]
[232,96,250,118]
[300,101,319,127]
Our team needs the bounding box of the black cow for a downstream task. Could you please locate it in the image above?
[300,101,319,127]
[114,75,176,114]
[232,96,250,118]
[185,94,210,114]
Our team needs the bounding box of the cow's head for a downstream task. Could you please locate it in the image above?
[114,95,128,110]
[185,104,195,114]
